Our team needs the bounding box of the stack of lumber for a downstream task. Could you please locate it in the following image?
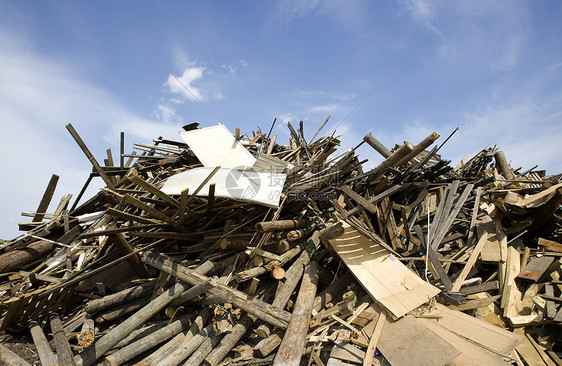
[0,120,560,366]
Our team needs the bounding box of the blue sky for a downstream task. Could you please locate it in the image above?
[1,1,561,238]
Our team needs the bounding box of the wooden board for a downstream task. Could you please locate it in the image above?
[517,256,555,282]
[478,221,501,263]
[378,314,460,366]
[327,222,440,319]
[416,304,523,365]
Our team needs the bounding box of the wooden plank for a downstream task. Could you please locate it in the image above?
[32,174,59,222]
[537,238,562,253]
[339,186,378,214]
[363,312,386,366]
[478,220,501,263]
[327,222,440,319]
[518,256,555,282]
[452,232,489,292]
[378,314,460,366]
[66,123,115,189]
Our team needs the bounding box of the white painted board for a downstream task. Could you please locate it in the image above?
[161,167,286,208]
[180,124,256,169]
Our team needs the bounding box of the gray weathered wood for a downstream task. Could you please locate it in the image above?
[32,174,59,222]
[183,331,222,366]
[0,343,32,366]
[273,261,320,366]
[29,321,58,366]
[104,314,194,366]
[142,251,291,329]
[84,281,156,315]
[156,323,215,366]
[50,313,76,366]
[363,132,391,158]
[75,281,189,366]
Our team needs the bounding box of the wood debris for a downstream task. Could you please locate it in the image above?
[0,121,561,365]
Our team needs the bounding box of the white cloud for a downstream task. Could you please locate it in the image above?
[0,32,179,239]
[239,59,248,67]
[165,66,206,102]
[400,0,441,34]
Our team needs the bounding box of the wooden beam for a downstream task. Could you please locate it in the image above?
[32,174,59,222]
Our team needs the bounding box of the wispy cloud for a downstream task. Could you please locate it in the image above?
[399,0,441,34]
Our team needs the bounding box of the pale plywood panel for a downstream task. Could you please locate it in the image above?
[327,223,440,319]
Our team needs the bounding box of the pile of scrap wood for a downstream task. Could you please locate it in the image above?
[0,120,561,366]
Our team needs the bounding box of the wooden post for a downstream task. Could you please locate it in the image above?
[120,131,125,168]
[142,251,291,328]
[273,261,321,366]
[66,123,115,189]
[74,282,189,366]
[255,329,284,358]
[49,313,76,366]
[0,343,32,366]
[363,132,391,158]
[29,321,58,366]
[104,314,194,366]
[32,174,59,222]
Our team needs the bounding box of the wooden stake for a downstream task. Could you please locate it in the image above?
[29,320,58,366]
[49,313,76,366]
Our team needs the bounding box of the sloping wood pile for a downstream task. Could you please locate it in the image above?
[0,120,561,366]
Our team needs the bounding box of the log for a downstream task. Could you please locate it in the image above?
[394,132,440,168]
[273,261,321,366]
[255,329,284,358]
[184,331,222,366]
[29,321,58,366]
[204,314,255,366]
[235,245,302,283]
[49,313,76,366]
[256,251,309,338]
[255,220,307,233]
[77,315,95,347]
[84,281,156,314]
[363,132,391,158]
[137,307,211,366]
[156,323,216,366]
[96,296,151,323]
[0,343,32,366]
[142,251,291,328]
[112,318,173,349]
[0,240,53,274]
[169,276,220,306]
[494,151,516,180]
[74,281,189,366]
[104,314,194,366]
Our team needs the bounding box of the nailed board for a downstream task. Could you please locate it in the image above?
[327,222,440,319]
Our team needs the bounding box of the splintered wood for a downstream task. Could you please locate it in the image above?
[0,122,560,365]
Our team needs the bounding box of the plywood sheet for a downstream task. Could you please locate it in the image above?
[327,223,440,319]
[378,314,460,366]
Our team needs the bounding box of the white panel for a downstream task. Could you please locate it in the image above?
[161,167,286,208]
[180,124,256,169]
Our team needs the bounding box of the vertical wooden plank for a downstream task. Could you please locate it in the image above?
[33,174,59,222]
